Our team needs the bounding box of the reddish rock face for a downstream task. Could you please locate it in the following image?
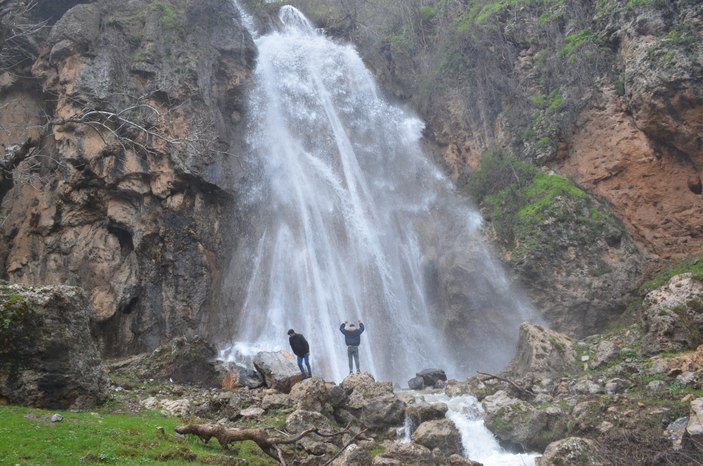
[557,91,703,259]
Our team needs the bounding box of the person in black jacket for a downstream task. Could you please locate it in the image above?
[339,320,365,374]
[288,329,312,378]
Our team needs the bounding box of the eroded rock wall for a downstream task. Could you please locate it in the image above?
[0,0,256,355]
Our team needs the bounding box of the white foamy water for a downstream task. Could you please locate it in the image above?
[219,4,539,384]
[418,393,538,466]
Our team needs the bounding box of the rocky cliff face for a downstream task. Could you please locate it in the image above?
[0,0,255,355]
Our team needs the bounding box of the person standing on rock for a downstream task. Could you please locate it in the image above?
[287,329,312,379]
[340,320,365,374]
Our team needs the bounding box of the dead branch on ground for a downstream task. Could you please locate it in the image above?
[175,423,352,465]
[477,371,535,397]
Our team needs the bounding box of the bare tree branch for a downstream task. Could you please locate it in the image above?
[175,423,352,465]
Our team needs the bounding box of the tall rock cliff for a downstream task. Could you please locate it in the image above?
[0,0,255,355]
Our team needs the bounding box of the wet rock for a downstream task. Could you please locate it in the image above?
[327,384,348,407]
[406,402,449,434]
[361,394,406,431]
[0,284,109,409]
[416,368,448,388]
[412,419,462,459]
[408,376,425,390]
[483,390,568,451]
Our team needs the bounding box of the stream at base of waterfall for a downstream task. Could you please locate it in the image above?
[405,392,538,466]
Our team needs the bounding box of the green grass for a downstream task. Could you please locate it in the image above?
[0,405,277,465]
[640,256,703,293]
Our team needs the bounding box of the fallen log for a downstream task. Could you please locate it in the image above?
[175,423,349,465]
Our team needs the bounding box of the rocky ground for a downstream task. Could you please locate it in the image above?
[5,272,703,465]
[102,272,703,465]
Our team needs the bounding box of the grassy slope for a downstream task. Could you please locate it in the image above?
[0,404,277,465]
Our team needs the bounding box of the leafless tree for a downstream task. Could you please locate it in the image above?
[0,0,47,72]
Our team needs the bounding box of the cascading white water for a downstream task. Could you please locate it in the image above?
[220,5,539,384]
[419,393,538,466]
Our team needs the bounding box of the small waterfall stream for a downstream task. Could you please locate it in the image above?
[220,4,539,385]
[414,392,538,466]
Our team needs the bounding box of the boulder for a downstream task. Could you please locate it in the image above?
[406,402,449,434]
[332,443,372,466]
[290,376,329,411]
[416,368,448,388]
[668,346,703,374]
[666,417,688,450]
[221,362,264,389]
[360,394,406,431]
[159,399,191,417]
[338,373,406,431]
[447,454,482,466]
[253,351,301,394]
[685,397,703,448]
[261,393,292,410]
[372,442,434,466]
[408,376,425,390]
[412,419,463,459]
[536,437,605,466]
[285,409,334,435]
[0,284,109,409]
[641,274,703,355]
[108,336,222,388]
[285,409,340,454]
[482,390,569,451]
[506,323,577,378]
[341,373,394,409]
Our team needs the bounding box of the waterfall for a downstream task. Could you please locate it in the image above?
[219,4,539,384]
